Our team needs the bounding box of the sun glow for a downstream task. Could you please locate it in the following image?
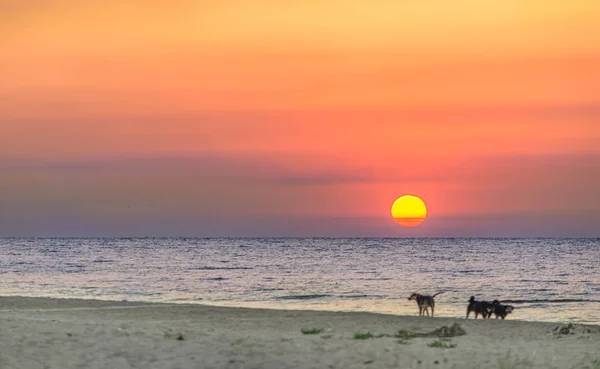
[391,195,428,227]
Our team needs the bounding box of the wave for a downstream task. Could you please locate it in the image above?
[458,270,485,274]
[518,280,570,284]
[338,294,386,299]
[277,294,386,300]
[277,294,331,300]
[502,299,600,304]
[189,266,253,270]
[340,277,392,281]
[275,296,600,304]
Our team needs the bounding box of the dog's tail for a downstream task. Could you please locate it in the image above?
[432,292,445,298]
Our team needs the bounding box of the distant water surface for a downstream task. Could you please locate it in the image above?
[1,238,598,324]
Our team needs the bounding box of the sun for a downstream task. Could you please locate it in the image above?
[390,195,428,227]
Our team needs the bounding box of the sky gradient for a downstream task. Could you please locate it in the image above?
[1,0,599,237]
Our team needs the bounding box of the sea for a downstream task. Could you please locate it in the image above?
[1,238,599,324]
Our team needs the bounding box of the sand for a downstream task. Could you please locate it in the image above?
[1,296,598,369]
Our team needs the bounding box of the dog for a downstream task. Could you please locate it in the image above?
[466,296,493,319]
[408,292,444,317]
[490,300,514,319]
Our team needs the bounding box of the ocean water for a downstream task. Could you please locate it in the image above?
[1,238,599,324]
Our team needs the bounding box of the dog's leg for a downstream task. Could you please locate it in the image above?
[466,309,470,319]
[431,306,435,318]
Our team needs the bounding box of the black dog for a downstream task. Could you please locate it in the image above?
[490,300,514,319]
[408,292,444,317]
[466,296,493,319]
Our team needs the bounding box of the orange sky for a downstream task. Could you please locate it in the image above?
[1,0,599,236]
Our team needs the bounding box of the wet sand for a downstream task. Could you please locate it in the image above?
[1,296,598,369]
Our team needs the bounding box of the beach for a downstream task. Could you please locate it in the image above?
[1,296,598,369]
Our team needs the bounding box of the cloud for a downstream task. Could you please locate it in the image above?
[0,154,374,184]
[3,151,599,188]
[2,151,599,237]
[2,212,598,238]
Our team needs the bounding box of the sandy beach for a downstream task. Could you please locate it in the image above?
[1,296,598,369]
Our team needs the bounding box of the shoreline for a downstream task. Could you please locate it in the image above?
[1,296,599,369]
[2,294,598,326]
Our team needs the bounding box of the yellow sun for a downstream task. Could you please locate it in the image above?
[390,195,428,227]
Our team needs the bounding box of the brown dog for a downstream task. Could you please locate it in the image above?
[408,292,444,317]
